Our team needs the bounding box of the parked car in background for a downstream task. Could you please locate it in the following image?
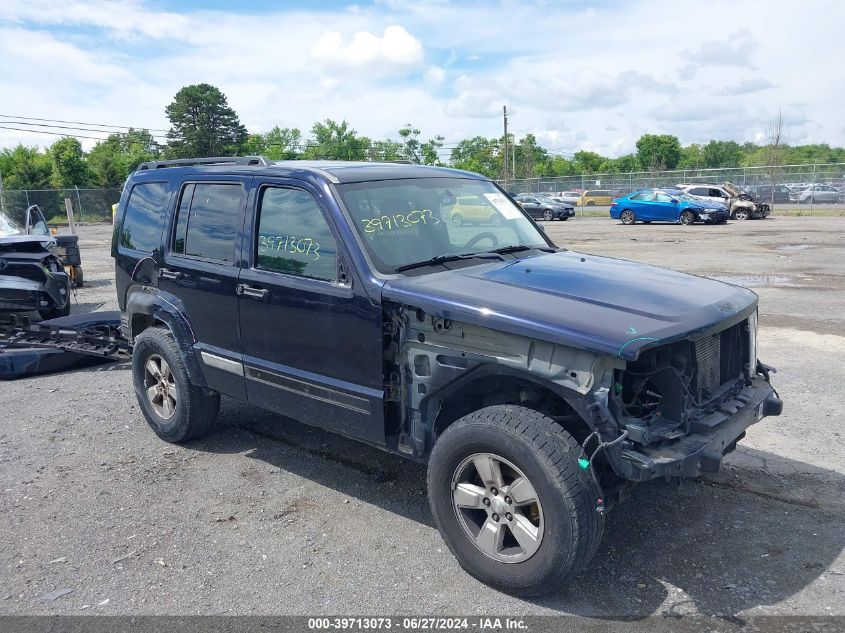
[748,184,792,204]
[554,191,582,205]
[513,194,575,221]
[449,196,505,226]
[676,183,769,220]
[797,184,840,204]
[611,189,728,225]
[576,190,614,206]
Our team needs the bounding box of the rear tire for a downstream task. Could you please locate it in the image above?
[428,405,603,597]
[586,201,596,207]
[452,214,464,227]
[71,265,83,288]
[132,327,220,443]
[620,209,636,225]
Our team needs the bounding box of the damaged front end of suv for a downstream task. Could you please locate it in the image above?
[380,250,781,501]
[0,210,71,320]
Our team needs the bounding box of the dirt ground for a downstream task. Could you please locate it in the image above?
[1,216,843,618]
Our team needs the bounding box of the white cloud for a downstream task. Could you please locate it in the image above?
[310,25,424,73]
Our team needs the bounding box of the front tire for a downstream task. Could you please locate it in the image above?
[451,214,464,227]
[428,405,603,597]
[734,208,750,221]
[132,327,220,443]
[679,210,695,225]
[542,209,553,221]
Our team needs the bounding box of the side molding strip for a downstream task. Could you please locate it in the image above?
[244,366,370,415]
[200,351,245,376]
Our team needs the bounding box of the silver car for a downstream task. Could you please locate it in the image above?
[797,184,840,204]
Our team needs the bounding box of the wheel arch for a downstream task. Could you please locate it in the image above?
[428,365,595,448]
[126,286,208,387]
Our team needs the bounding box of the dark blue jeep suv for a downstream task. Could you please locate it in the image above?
[112,156,781,596]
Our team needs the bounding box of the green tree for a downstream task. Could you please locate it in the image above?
[243,126,302,160]
[449,136,501,177]
[0,145,52,189]
[304,119,370,160]
[572,151,606,174]
[514,134,549,179]
[370,139,404,161]
[49,137,90,188]
[397,123,445,165]
[165,83,247,158]
[635,134,681,170]
[701,140,743,168]
[88,129,160,187]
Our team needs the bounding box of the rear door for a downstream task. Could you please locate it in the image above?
[237,178,385,444]
[158,177,248,399]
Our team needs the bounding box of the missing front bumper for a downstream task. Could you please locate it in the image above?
[616,377,782,481]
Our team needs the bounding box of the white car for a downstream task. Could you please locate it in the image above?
[797,184,840,204]
[675,182,768,220]
[553,191,582,205]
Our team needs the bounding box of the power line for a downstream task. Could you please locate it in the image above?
[0,125,113,141]
[0,120,172,140]
[0,113,171,133]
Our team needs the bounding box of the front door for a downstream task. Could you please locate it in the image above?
[158,177,249,399]
[237,179,385,445]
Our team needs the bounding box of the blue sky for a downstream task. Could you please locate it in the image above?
[1,0,843,157]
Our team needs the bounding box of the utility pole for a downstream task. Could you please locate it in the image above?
[502,106,509,183]
[0,167,6,216]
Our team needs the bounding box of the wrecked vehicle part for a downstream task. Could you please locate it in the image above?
[0,311,126,379]
[0,228,71,319]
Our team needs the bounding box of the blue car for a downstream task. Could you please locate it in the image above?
[611,189,728,225]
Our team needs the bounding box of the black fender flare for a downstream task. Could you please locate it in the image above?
[125,286,208,387]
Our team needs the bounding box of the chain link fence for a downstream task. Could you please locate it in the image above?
[498,162,845,203]
[0,187,121,226]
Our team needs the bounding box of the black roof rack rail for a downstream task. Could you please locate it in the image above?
[135,156,272,171]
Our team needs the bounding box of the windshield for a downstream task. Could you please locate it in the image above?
[337,178,551,274]
[0,211,23,237]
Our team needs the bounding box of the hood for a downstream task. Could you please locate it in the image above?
[382,251,756,360]
[722,182,747,197]
[0,234,56,250]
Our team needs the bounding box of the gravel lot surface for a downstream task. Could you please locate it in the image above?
[1,216,843,618]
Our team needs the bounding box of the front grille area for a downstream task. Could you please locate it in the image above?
[694,334,721,398]
[614,318,750,433]
[2,263,45,283]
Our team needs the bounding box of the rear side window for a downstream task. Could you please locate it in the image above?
[255,187,337,281]
[172,183,242,263]
[120,182,167,252]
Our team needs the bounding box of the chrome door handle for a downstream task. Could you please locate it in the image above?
[158,268,182,280]
[236,284,268,300]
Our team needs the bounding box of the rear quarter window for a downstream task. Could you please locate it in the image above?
[120,182,168,253]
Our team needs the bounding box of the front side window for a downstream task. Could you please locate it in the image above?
[655,192,673,202]
[172,183,242,263]
[121,182,167,252]
[255,187,338,281]
[337,178,549,274]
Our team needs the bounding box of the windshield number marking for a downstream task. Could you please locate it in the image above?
[362,209,439,234]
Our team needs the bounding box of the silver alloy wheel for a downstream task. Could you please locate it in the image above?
[143,354,177,419]
[451,452,544,563]
[542,210,553,221]
[734,208,749,220]
[680,211,694,225]
[452,214,463,227]
[620,210,635,225]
